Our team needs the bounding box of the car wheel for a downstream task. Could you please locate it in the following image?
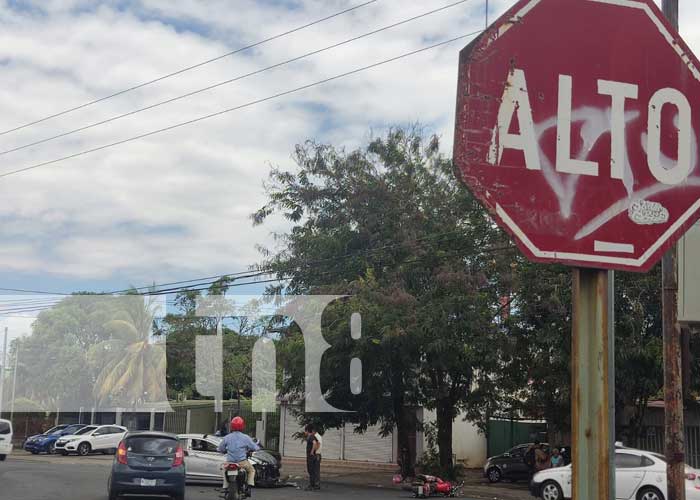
[30,450,38,455]
[487,467,502,483]
[541,480,563,500]
[0,454,6,461]
[48,443,57,455]
[638,487,665,500]
[77,442,91,456]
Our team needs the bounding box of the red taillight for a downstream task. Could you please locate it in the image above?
[116,441,127,465]
[225,463,240,471]
[172,446,184,467]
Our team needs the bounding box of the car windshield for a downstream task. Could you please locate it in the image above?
[126,437,177,455]
[61,426,83,434]
[74,426,97,435]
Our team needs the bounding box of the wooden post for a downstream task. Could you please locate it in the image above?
[571,268,613,500]
[661,2,685,499]
[663,245,685,500]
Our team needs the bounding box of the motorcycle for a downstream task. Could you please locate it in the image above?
[223,461,250,500]
[407,474,463,498]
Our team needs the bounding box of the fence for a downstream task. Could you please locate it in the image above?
[631,426,700,468]
[4,401,281,450]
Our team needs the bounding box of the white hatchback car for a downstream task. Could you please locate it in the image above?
[530,447,700,500]
[55,425,127,456]
[0,419,13,461]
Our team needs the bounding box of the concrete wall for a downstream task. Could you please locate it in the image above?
[421,409,488,468]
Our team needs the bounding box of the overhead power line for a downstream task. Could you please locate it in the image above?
[0,228,478,298]
[0,239,515,315]
[0,0,379,137]
[0,0,473,158]
[0,30,483,180]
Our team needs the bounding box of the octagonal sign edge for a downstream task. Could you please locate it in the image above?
[453,0,700,272]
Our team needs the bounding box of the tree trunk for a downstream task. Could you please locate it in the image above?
[394,392,414,477]
[436,398,454,471]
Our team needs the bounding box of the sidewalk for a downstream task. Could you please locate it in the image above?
[279,459,530,500]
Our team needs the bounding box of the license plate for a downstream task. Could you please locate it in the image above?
[140,479,157,487]
[226,470,239,477]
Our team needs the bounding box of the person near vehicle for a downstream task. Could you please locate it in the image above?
[535,442,550,471]
[217,419,229,437]
[217,416,260,497]
[524,441,538,476]
[550,448,564,468]
[304,424,321,490]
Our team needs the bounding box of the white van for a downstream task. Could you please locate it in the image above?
[0,419,13,460]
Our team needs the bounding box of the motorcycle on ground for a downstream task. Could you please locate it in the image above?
[398,474,463,498]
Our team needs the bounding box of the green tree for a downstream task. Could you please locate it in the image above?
[498,261,664,444]
[253,127,511,471]
[90,294,168,409]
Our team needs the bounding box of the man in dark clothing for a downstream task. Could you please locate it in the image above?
[304,424,321,490]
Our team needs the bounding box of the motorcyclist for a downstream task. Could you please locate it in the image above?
[217,416,260,497]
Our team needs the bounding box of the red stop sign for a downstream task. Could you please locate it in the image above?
[454,0,700,272]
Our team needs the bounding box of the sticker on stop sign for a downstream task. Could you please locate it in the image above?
[453,0,700,272]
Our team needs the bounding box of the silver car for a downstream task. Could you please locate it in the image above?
[177,434,226,483]
[177,433,282,486]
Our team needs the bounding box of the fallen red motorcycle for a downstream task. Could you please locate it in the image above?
[394,474,463,498]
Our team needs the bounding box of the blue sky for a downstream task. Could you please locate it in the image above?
[0,0,694,339]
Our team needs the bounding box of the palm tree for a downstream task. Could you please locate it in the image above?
[90,294,168,410]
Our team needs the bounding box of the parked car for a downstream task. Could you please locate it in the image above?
[177,433,282,486]
[484,443,550,483]
[108,431,185,500]
[55,425,127,456]
[24,424,87,455]
[530,447,700,500]
[0,419,13,461]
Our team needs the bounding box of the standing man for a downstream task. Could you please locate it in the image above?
[304,424,321,491]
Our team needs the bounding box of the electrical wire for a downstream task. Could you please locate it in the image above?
[0,0,379,137]
[0,30,483,180]
[0,0,473,158]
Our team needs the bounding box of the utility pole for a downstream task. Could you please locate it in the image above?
[485,0,489,29]
[10,344,19,420]
[661,3,684,500]
[0,327,6,417]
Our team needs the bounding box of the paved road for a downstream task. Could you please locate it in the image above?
[0,455,415,500]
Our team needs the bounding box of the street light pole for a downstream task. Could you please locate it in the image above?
[661,3,684,500]
[10,344,19,420]
[0,327,7,418]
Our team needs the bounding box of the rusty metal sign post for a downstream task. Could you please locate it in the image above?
[452,0,700,498]
[661,1,686,498]
[571,269,614,500]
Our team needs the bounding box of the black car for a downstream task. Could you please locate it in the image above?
[108,431,186,500]
[483,443,550,483]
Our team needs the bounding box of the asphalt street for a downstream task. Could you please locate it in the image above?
[0,456,414,500]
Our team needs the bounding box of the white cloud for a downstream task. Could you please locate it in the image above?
[0,0,694,290]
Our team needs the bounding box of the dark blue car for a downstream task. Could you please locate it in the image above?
[24,424,87,455]
[108,431,185,500]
